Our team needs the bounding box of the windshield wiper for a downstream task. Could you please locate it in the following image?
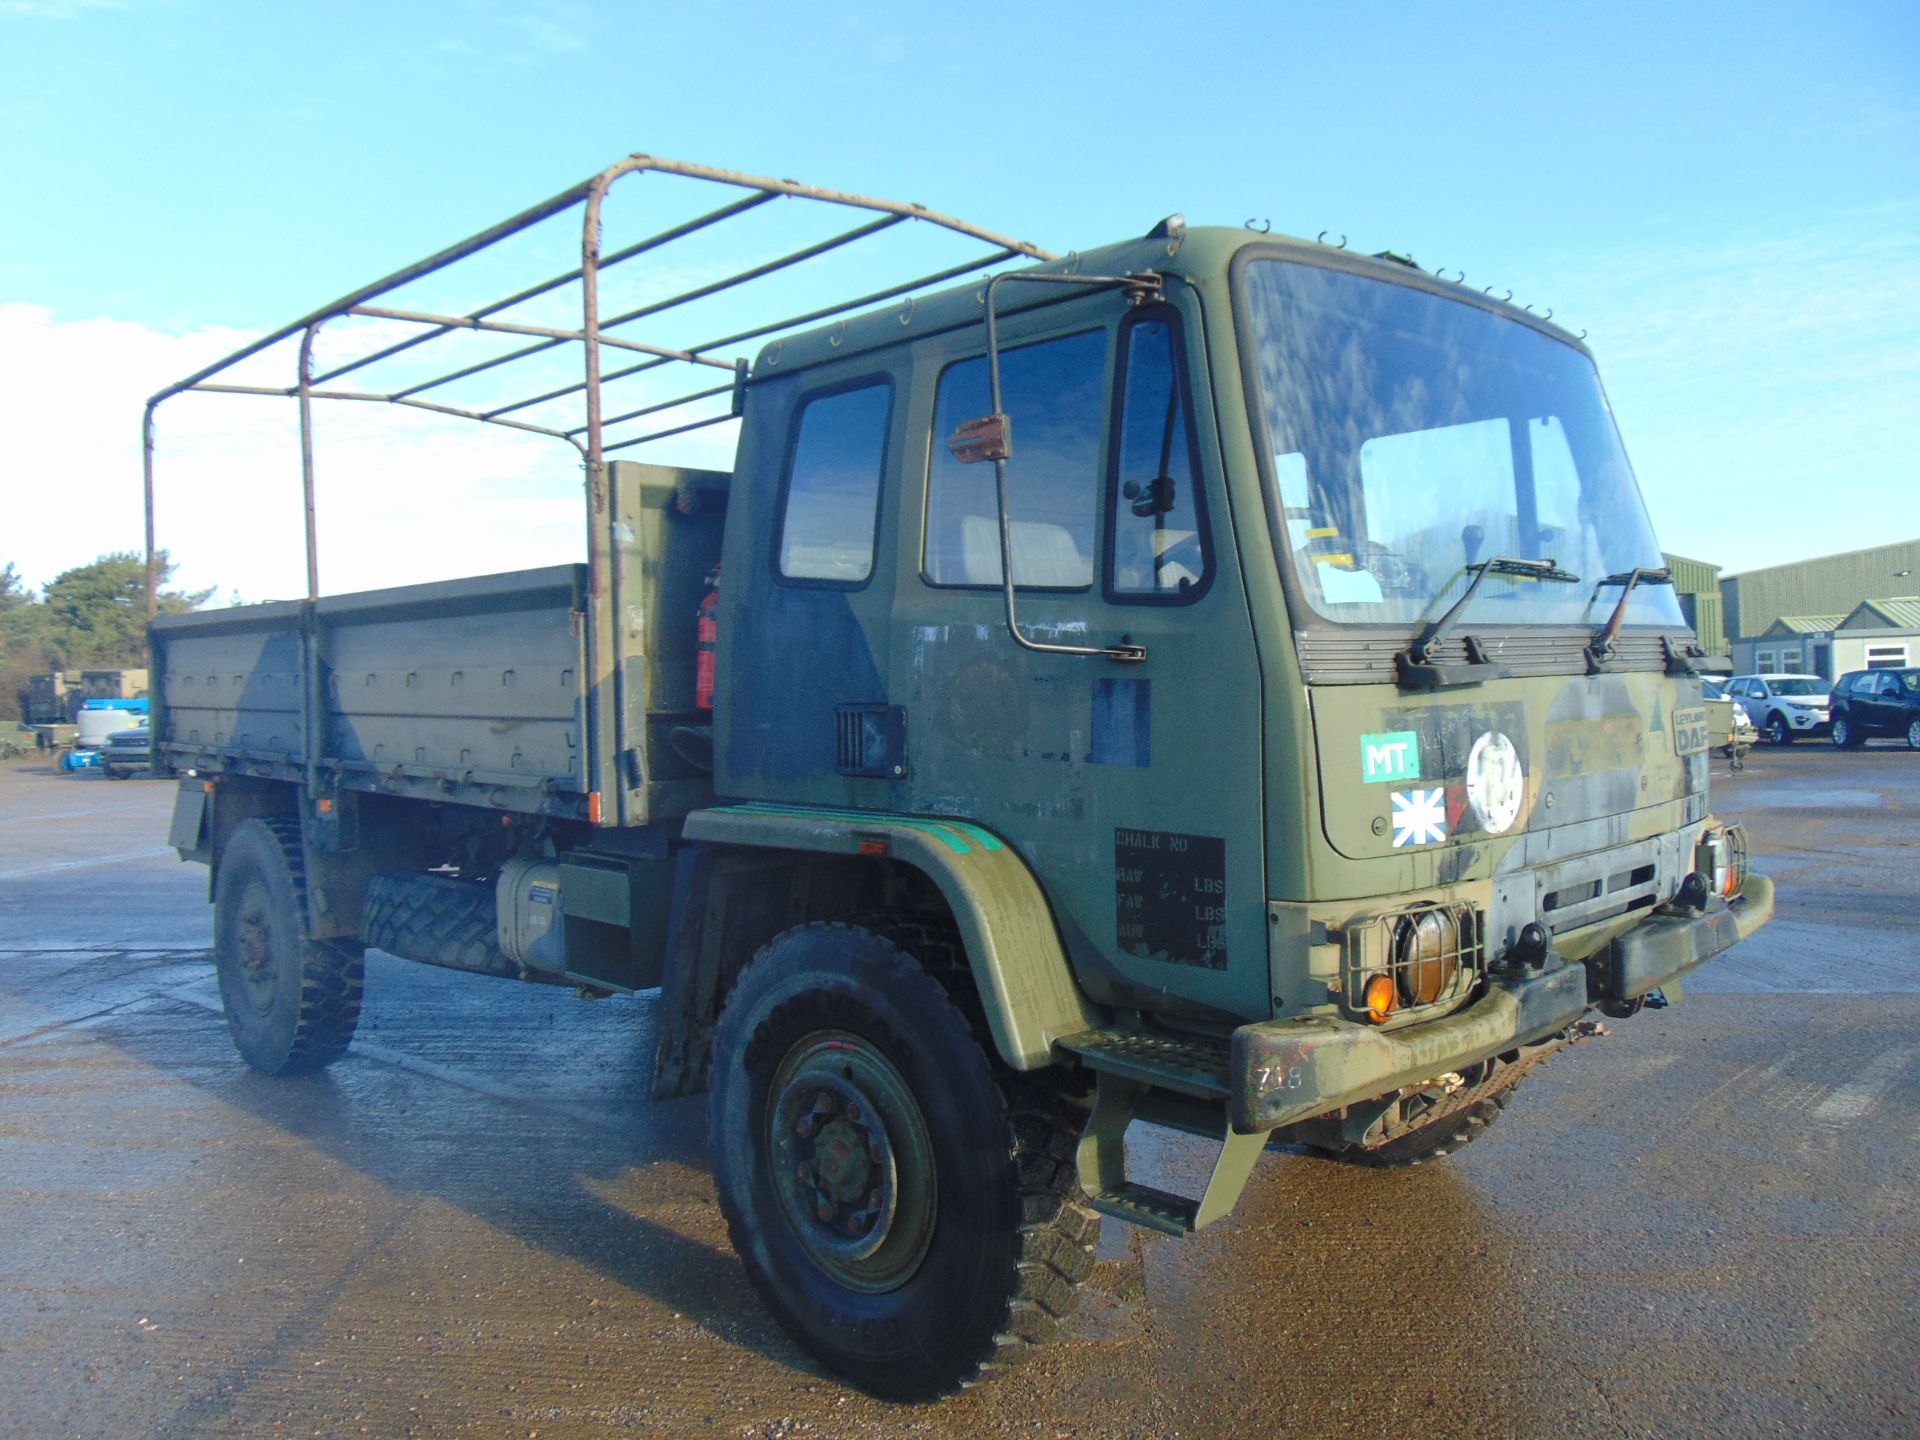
[1396,556,1581,690]
[1585,566,1673,672]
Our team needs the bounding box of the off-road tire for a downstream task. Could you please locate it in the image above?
[708,923,1097,1399]
[361,871,501,973]
[213,818,363,1075]
[1831,715,1863,749]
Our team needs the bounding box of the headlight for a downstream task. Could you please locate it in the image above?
[1695,824,1750,899]
[1348,903,1481,1021]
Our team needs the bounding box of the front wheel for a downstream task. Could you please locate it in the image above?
[1767,713,1793,745]
[213,818,363,1074]
[708,923,1096,1399]
[1908,717,1920,751]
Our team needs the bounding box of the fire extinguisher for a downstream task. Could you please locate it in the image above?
[695,564,720,712]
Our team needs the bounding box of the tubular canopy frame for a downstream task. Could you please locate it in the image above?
[142,152,1056,617]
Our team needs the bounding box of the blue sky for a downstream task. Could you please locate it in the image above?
[2,0,1915,599]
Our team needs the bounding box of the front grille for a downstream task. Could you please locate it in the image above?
[1541,862,1660,932]
[1342,902,1482,1018]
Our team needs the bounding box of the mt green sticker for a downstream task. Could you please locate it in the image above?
[1360,730,1421,784]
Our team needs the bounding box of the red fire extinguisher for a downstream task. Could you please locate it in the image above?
[695,565,720,712]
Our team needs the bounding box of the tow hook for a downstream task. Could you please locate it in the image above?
[1501,921,1553,973]
[1660,872,1711,916]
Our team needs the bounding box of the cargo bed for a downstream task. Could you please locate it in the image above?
[152,565,591,816]
[150,462,727,825]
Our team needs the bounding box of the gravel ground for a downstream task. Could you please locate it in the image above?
[0,744,1914,1439]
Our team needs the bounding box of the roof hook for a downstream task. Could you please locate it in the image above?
[1578,329,1589,340]
[1484,286,1513,302]
[1543,308,1553,321]
[1434,266,1465,284]
[1246,218,1271,234]
[1317,231,1347,250]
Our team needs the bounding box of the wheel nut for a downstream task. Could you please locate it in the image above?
[795,1116,815,1138]
[813,1093,835,1115]
[816,1200,835,1222]
[795,1164,812,1183]
[846,1103,862,1123]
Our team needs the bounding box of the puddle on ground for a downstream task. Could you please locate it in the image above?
[1737,787,1883,809]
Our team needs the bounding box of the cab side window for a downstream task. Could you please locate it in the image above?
[925,330,1107,588]
[776,381,893,585]
[1108,314,1209,600]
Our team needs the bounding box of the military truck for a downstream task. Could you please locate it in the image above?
[27,667,149,725]
[144,155,1773,1398]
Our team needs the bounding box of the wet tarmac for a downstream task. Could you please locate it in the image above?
[1,745,1915,1439]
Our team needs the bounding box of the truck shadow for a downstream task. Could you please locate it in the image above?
[75,959,816,1382]
[5,951,1553,1427]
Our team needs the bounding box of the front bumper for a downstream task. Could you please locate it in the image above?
[1231,874,1775,1133]
[1590,872,1774,1001]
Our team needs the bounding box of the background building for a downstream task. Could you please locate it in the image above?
[1663,553,1727,655]
[1833,598,1920,673]
[1721,539,1920,677]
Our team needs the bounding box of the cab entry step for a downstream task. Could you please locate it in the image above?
[1054,1027,1232,1099]
[1056,1027,1258,1236]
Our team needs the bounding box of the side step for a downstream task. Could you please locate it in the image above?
[1056,1027,1265,1238]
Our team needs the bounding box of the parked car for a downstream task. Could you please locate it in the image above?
[1726,674,1831,745]
[1828,668,1920,750]
[101,723,153,778]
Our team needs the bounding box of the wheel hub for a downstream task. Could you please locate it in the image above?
[768,1032,936,1293]
[233,879,278,1015]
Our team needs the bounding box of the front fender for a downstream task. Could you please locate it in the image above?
[683,802,1101,1069]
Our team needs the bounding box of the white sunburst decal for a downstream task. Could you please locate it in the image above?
[1390,788,1448,848]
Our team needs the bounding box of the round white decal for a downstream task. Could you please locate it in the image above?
[1466,731,1525,834]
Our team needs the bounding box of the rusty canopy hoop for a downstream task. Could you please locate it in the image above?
[142,151,1057,617]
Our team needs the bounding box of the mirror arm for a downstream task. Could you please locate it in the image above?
[982,270,1157,663]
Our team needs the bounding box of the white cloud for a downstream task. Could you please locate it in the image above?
[0,303,738,605]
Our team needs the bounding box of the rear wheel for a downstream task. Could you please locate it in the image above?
[213,818,363,1074]
[1832,715,1863,749]
[708,923,1095,1399]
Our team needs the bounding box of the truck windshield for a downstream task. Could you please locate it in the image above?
[1240,258,1685,630]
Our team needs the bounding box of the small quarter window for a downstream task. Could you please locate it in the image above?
[925,329,1107,588]
[777,382,892,584]
[1109,315,1209,599]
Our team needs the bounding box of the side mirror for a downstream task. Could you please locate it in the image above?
[1122,475,1177,518]
[947,412,1012,465]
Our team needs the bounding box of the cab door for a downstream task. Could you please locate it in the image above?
[889,291,1269,1025]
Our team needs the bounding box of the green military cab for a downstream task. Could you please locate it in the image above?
[146,155,1773,1399]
